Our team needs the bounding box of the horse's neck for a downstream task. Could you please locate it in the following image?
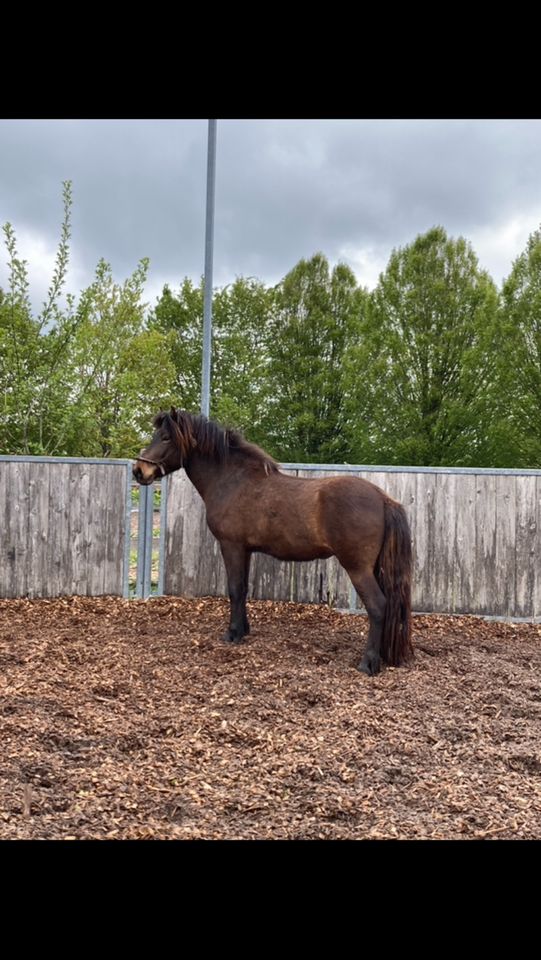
[184,454,223,500]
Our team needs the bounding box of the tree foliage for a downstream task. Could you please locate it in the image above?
[149,275,275,444]
[0,182,78,453]
[496,227,541,466]
[263,253,365,462]
[342,227,500,466]
[62,258,175,457]
[2,183,539,468]
[1,183,174,457]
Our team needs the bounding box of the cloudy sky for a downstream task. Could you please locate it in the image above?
[1,118,541,313]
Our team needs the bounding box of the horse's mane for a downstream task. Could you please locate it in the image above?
[155,408,280,474]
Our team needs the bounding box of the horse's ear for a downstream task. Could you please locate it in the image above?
[170,406,177,421]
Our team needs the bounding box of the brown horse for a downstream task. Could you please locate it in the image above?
[133,409,413,675]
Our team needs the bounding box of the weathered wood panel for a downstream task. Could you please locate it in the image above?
[515,475,538,619]
[164,472,227,598]
[27,462,51,598]
[0,459,129,599]
[7,461,31,598]
[70,464,91,595]
[494,475,517,618]
[162,466,541,619]
[528,477,541,618]
[433,473,455,613]
[474,473,497,616]
[47,463,71,597]
[99,464,127,597]
[410,471,435,612]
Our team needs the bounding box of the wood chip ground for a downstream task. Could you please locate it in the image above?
[1,596,540,839]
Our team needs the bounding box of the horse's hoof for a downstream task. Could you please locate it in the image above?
[357,655,381,676]
[221,631,246,645]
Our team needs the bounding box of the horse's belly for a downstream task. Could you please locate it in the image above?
[254,542,333,562]
[275,549,334,562]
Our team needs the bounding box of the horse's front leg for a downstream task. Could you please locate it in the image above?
[219,541,251,644]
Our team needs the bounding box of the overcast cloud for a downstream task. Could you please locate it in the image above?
[1,118,541,312]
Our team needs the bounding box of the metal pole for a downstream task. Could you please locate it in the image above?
[201,119,217,417]
[136,481,153,600]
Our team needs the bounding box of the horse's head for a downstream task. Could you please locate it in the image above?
[132,408,196,484]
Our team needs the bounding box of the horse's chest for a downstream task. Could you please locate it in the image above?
[205,504,244,541]
[205,500,279,544]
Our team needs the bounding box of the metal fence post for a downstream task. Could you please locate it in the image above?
[136,482,154,599]
[157,476,168,597]
[124,465,133,598]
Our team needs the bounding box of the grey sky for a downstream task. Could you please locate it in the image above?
[1,118,541,312]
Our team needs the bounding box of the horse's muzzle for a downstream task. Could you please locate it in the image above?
[132,461,154,485]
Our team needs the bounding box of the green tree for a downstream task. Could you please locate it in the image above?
[264,253,365,462]
[64,259,175,457]
[1,182,173,457]
[150,275,275,441]
[0,181,79,454]
[497,227,541,466]
[211,277,275,439]
[343,227,499,466]
[150,279,203,411]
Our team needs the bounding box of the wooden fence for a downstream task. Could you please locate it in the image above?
[0,456,132,599]
[2,457,540,618]
[163,466,541,620]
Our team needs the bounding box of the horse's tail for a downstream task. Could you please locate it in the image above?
[376,499,414,667]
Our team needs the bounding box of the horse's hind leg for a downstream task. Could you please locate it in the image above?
[346,567,386,676]
[219,541,251,644]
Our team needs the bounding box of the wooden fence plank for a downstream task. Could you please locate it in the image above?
[494,475,517,617]
[514,474,537,618]
[27,462,50,599]
[474,473,497,616]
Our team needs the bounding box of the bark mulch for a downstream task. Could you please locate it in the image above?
[1,595,540,840]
